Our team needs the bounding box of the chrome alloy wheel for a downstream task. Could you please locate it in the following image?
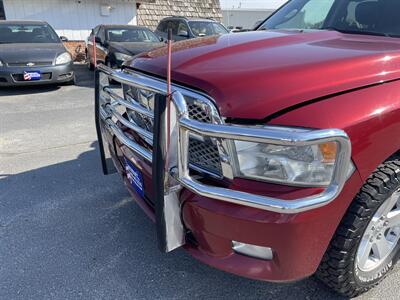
[356,189,400,272]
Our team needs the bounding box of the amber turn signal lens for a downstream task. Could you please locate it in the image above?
[319,142,337,163]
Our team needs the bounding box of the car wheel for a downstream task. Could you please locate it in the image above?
[87,53,94,71]
[317,160,400,297]
[88,60,94,71]
[106,59,118,84]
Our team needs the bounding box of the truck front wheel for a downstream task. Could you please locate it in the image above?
[317,160,400,297]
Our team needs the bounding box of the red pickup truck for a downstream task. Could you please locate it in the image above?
[95,0,400,297]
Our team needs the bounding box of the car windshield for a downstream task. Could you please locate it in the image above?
[0,24,60,44]
[189,21,229,37]
[106,28,160,43]
[258,0,400,38]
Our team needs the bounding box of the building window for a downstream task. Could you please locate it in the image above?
[0,0,5,20]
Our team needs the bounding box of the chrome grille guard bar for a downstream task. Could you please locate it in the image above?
[96,65,352,216]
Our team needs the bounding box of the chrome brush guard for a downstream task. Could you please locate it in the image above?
[95,65,352,252]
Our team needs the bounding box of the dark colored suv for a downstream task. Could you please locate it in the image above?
[155,16,229,41]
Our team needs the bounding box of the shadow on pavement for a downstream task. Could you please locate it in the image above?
[74,63,95,88]
[0,142,344,300]
[0,84,61,96]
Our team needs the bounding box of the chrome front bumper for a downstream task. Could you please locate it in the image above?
[95,65,352,251]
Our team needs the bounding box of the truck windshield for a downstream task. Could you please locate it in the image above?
[0,24,60,44]
[258,0,400,38]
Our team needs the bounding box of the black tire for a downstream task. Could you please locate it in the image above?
[86,48,94,71]
[316,160,400,297]
[106,59,112,69]
[87,52,94,71]
[106,59,118,85]
[88,60,94,71]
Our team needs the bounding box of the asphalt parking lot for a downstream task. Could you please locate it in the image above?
[1,65,399,300]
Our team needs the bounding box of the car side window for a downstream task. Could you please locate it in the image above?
[157,21,167,33]
[93,26,100,36]
[177,21,189,35]
[97,27,105,43]
[89,26,99,40]
[167,20,179,35]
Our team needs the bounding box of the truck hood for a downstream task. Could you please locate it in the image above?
[128,30,400,120]
[0,43,66,64]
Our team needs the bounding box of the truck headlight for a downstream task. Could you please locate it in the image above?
[234,140,340,186]
[115,52,133,61]
[55,52,72,65]
[0,60,4,67]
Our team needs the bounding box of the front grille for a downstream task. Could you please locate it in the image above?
[189,139,222,175]
[188,103,212,123]
[7,62,53,67]
[123,83,223,177]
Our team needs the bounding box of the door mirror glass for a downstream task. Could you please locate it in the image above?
[178,30,189,37]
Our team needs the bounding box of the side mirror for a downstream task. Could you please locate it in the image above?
[60,36,68,42]
[178,30,189,38]
[95,36,102,44]
[159,37,164,42]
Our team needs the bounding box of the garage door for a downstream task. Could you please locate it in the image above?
[2,0,137,40]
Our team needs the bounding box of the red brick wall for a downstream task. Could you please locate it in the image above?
[63,41,86,62]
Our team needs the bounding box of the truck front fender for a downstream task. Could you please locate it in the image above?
[269,80,400,182]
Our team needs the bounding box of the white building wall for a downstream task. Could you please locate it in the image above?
[222,9,274,30]
[3,0,137,40]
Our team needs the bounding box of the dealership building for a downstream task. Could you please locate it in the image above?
[0,0,222,40]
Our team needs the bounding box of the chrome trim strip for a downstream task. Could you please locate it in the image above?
[97,65,353,214]
[189,163,223,179]
[180,118,348,146]
[100,106,153,163]
[98,64,167,95]
[103,87,154,119]
[106,104,154,143]
[180,172,341,214]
